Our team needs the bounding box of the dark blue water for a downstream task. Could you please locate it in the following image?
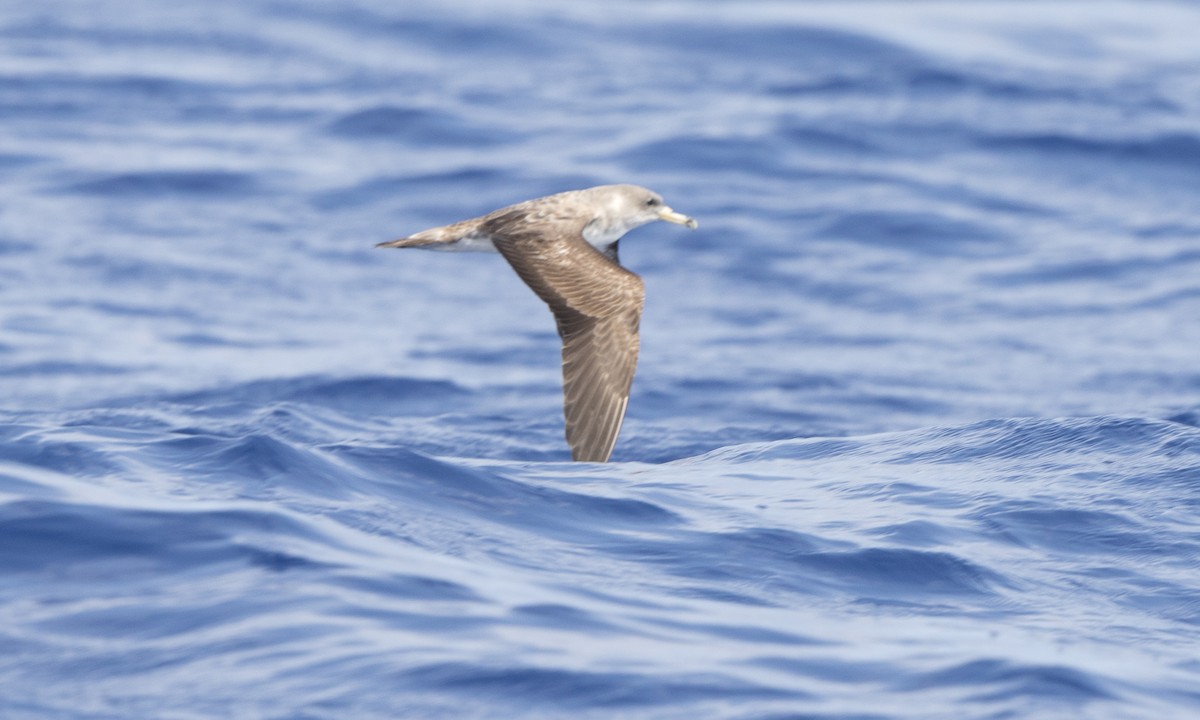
[3,1,1199,717]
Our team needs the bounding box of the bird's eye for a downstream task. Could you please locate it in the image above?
[645,197,659,207]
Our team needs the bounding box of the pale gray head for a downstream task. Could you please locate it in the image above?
[579,184,697,247]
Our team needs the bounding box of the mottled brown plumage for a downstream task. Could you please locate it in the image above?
[377,185,697,462]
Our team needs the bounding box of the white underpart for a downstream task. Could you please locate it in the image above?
[432,230,499,253]
[582,220,627,251]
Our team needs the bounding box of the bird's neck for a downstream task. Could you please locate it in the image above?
[582,217,635,253]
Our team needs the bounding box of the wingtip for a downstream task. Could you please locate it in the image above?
[566,396,628,463]
[570,448,614,463]
[570,439,615,462]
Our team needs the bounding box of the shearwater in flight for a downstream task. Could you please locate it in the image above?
[376,184,697,462]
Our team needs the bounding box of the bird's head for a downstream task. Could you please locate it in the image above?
[583,186,700,247]
[614,184,697,230]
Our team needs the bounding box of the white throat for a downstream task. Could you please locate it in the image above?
[583,211,646,252]
[581,220,624,251]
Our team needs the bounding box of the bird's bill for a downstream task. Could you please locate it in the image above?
[658,207,698,229]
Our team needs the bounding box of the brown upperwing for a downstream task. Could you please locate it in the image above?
[483,209,644,462]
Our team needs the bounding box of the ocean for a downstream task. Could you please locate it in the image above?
[1,1,1198,718]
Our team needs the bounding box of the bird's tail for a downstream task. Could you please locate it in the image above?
[375,218,495,252]
[375,234,445,249]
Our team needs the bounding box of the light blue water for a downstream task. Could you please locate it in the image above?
[2,1,1199,718]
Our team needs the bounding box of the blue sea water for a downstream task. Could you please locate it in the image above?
[2,1,1199,717]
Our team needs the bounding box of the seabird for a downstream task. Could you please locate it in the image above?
[377,184,697,462]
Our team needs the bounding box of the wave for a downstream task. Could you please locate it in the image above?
[2,409,1196,715]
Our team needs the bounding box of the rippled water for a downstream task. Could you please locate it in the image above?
[2,1,1199,718]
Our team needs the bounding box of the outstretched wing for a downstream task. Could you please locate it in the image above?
[555,299,642,462]
[484,209,644,462]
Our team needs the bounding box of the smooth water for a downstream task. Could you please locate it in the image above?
[2,1,1199,718]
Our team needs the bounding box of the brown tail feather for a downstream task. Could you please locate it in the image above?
[375,216,491,250]
[376,236,443,249]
